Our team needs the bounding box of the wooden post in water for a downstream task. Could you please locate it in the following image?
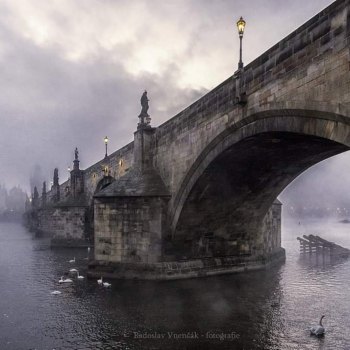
[297,234,350,261]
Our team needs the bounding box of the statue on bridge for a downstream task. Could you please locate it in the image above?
[141,90,149,115]
[138,90,151,128]
[73,147,80,171]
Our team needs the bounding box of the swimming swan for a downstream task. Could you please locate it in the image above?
[310,315,325,336]
[51,291,62,295]
[97,277,103,285]
[69,257,76,263]
[59,276,73,283]
[103,281,111,287]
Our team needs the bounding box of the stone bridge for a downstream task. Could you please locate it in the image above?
[28,0,350,279]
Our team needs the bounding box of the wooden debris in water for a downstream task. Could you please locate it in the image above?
[297,234,350,258]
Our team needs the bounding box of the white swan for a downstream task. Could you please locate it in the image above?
[310,315,325,336]
[69,268,78,273]
[51,291,62,295]
[59,276,73,283]
[103,281,111,287]
[97,277,103,285]
[69,257,75,263]
[77,271,84,280]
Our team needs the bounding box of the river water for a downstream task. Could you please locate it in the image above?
[0,219,349,350]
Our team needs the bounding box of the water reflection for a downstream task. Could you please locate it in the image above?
[0,221,349,349]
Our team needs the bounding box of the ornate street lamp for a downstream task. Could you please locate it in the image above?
[236,16,246,69]
[104,136,108,158]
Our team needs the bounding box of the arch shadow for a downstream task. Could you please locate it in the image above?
[168,110,350,258]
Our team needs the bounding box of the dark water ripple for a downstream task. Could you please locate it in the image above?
[0,221,350,349]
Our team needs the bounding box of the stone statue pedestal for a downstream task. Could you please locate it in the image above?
[138,112,152,130]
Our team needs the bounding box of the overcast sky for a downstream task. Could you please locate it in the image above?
[1,0,346,203]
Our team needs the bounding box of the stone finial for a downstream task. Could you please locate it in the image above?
[52,169,60,202]
[33,186,39,199]
[53,168,59,187]
[75,147,79,160]
[32,186,39,208]
[138,90,151,128]
[42,181,47,207]
[42,181,46,194]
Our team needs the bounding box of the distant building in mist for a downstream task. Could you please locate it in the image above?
[0,184,27,221]
[29,164,45,194]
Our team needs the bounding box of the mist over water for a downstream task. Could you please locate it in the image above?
[0,217,349,350]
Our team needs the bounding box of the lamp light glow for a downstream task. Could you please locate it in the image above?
[237,16,246,37]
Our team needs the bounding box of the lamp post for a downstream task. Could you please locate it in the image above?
[236,16,246,69]
[104,136,108,158]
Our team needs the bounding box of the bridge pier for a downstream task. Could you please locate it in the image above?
[89,199,285,280]
[90,108,285,279]
[89,85,289,279]
[93,171,171,264]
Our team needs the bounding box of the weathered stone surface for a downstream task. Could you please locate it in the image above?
[27,0,350,277]
[95,167,170,197]
[33,206,90,247]
[94,124,171,264]
[43,0,350,216]
[170,132,347,259]
[94,196,169,263]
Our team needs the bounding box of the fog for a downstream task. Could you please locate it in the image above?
[280,152,350,219]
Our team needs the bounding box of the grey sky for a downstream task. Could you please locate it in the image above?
[0,0,343,202]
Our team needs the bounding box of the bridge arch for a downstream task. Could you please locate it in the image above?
[94,175,116,195]
[169,109,350,256]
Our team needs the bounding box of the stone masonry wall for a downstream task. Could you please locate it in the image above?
[35,206,89,246]
[44,0,350,224]
[152,0,350,216]
[83,143,134,202]
[94,197,168,263]
[165,200,282,260]
[44,142,134,206]
[259,200,282,255]
[88,200,284,280]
